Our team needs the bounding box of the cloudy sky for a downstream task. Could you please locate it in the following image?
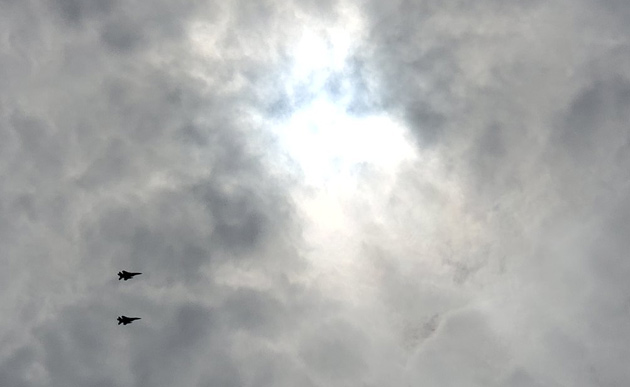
[1,0,630,386]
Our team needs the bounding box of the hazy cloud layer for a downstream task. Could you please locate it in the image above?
[1,0,630,386]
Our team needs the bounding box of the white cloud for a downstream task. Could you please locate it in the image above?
[1,0,630,386]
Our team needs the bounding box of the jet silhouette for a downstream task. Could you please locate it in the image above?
[118,271,142,281]
[117,316,141,325]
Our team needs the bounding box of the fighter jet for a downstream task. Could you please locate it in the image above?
[117,316,141,325]
[118,271,142,281]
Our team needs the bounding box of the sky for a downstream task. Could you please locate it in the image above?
[1,0,630,386]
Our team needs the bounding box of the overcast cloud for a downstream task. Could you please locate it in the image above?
[1,0,630,386]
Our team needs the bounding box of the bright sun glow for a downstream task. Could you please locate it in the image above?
[278,97,416,186]
[188,11,421,303]
[278,21,417,187]
[290,28,353,82]
[275,20,419,304]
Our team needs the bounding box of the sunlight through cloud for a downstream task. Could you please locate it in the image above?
[277,10,416,187]
[270,12,421,306]
[277,97,416,186]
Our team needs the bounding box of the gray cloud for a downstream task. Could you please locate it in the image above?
[2,0,630,386]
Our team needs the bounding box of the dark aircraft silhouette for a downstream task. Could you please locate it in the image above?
[118,271,142,281]
[117,316,141,325]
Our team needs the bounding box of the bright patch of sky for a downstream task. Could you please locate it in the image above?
[271,10,424,303]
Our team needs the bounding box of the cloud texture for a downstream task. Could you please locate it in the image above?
[1,0,630,386]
